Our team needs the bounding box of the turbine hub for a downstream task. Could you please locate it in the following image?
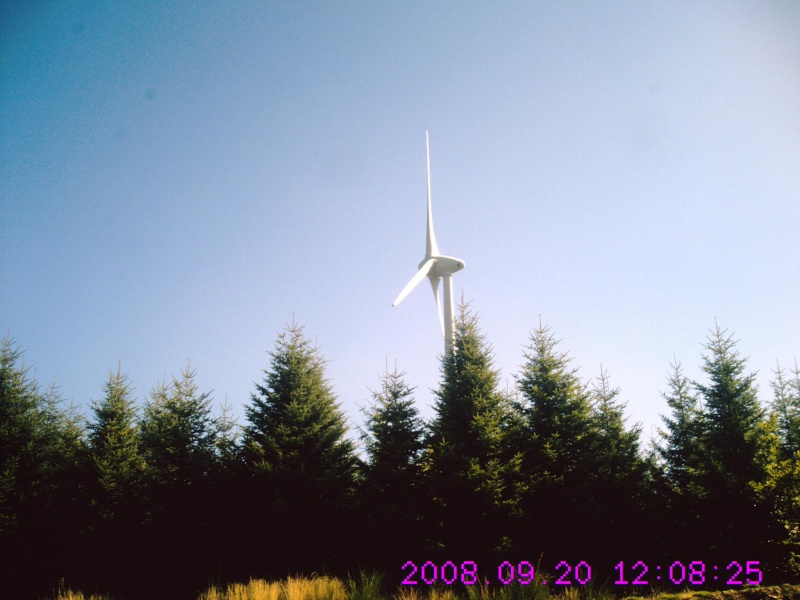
[426,255,464,277]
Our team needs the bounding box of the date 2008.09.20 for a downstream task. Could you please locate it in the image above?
[402,560,763,587]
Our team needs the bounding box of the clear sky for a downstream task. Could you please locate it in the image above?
[2,2,799,449]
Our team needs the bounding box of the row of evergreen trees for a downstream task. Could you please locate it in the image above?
[1,306,798,599]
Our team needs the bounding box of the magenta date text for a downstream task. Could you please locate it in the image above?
[402,560,763,587]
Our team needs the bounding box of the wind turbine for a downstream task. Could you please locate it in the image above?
[393,131,465,357]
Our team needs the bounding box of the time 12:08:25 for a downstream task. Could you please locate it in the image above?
[615,561,762,586]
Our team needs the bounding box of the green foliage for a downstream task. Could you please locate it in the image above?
[691,323,772,558]
[514,323,647,561]
[656,359,704,496]
[137,365,220,589]
[751,364,800,579]
[87,366,144,526]
[513,321,596,556]
[585,367,648,554]
[656,326,796,576]
[515,321,594,479]
[771,362,800,460]
[1,338,62,539]
[242,320,359,574]
[589,366,643,480]
[424,302,521,560]
[654,359,707,553]
[359,366,426,565]
[759,449,800,577]
[214,396,241,466]
[360,366,425,483]
[0,338,88,594]
[694,323,766,490]
[83,366,148,592]
[140,366,218,494]
[243,322,356,483]
[346,570,384,600]
[1,314,798,592]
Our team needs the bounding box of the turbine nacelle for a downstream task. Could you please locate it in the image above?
[418,255,465,277]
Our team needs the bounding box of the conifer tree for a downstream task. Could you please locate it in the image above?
[87,366,144,527]
[657,360,703,494]
[242,321,358,576]
[693,323,770,559]
[655,359,706,554]
[84,366,146,590]
[0,338,88,595]
[771,361,800,460]
[751,363,800,580]
[584,367,647,559]
[750,412,800,581]
[138,365,219,590]
[423,302,521,564]
[513,321,596,559]
[140,367,218,494]
[206,395,243,579]
[359,365,426,572]
[214,397,240,467]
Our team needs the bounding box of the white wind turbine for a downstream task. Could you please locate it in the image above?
[393,131,465,357]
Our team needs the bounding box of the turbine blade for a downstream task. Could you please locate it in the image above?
[425,131,439,257]
[429,276,444,336]
[393,258,436,307]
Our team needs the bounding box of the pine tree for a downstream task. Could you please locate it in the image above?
[140,367,218,495]
[84,366,146,592]
[359,365,426,572]
[751,363,800,580]
[750,412,800,581]
[214,396,240,467]
[0,338,88,595]
[206,395,243,581]
[138,365,219,590]
[657,359,704,494]
[584,367,647,559]
[693,323,770,559]
[423,302,521,564]
[87,366,144,526]
[771,361,800,460]
[655,359,706,554]
[242,321,358,576]
[513,321,596,559]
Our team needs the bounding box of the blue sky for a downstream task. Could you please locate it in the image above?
[2,2,799,448]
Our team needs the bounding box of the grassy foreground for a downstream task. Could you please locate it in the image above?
[47,574,800,600]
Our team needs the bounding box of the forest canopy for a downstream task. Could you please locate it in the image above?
[1,308,798,599]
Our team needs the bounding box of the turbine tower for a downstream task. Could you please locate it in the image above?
[393,131,465,357]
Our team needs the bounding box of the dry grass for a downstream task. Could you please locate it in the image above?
[52,591,111,600]
[394,587,421,600]
[284,575,347,600]
[427,587,460,600]
[48,574,800,600]
[198,578,281,600]
[50,579,113,600]
[198,574,347,600]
